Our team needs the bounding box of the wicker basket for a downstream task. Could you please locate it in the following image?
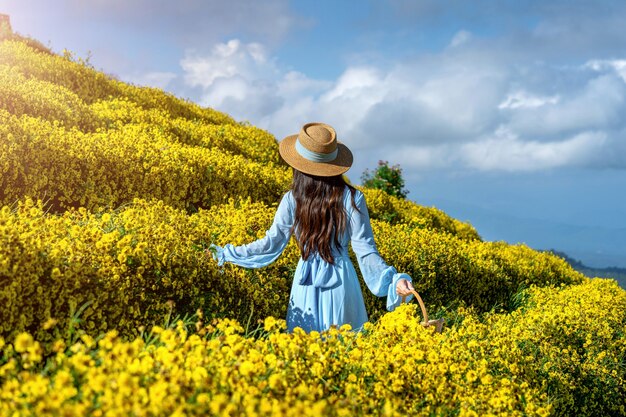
[401,289,445,333]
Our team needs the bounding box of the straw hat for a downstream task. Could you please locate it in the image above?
[279,122,353,177]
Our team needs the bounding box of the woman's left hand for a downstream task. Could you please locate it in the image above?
[396,278,415,297]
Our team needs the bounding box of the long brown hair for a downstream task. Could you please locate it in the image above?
[290,169,358,264]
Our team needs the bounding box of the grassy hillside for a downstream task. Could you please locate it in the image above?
[1,34,624,417]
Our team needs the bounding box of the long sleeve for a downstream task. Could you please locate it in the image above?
[349,190,413,311]
[212,192,294,268]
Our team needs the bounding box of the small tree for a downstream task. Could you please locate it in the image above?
[361,160,409,199]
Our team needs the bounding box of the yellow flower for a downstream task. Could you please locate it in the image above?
[42,318,58,330]
[239,360,255,377]
[14,332,33,353]
[263,316,277,332]
[466,370,478,383]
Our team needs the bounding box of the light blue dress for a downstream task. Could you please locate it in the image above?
[212,188,413,332]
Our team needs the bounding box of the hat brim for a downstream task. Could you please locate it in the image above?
[279,134,353,177]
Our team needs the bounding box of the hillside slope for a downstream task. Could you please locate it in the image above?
[1,32,625,417]
[0,35,585,340]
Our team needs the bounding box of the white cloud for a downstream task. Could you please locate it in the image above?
[277,71,332,99]
[385,144,457,171]
[503,74,626,138]
[499,91,559,109]
[586,59,626,83]
[180,39,287,120]
[321,67,383,101]
[180,35,626,173]
[449,30,472,48]
[201,77,249,104]
[461,129,607,171]
[181,40,274,89]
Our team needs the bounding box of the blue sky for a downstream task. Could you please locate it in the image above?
[3,0,626,267]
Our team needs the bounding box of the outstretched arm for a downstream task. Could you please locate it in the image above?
[349,190,415,311]
[210,192,295,268]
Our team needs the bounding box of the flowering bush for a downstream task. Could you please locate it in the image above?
[91,98,281,164]
[0,198,277,346]
[0,67,98,130]
[1,279,623,417]
[367,219,583,318]
[0,110,290,211]
[481,279,626,416]
[0,198,583,347]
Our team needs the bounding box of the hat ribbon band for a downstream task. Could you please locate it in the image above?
[296,139,338,163]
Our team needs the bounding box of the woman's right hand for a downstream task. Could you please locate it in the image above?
[396,278,414,297]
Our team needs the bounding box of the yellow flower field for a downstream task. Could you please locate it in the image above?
[1,279,624,417]
[1,34,625,416]
[0,197,582,347]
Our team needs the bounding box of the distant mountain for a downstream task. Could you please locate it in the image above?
[548,250,626,288]
[419,196,626,269]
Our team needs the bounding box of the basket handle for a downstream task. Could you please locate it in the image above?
[401,289,429,324]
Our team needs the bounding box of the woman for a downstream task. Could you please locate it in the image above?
[210,122,415,332]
